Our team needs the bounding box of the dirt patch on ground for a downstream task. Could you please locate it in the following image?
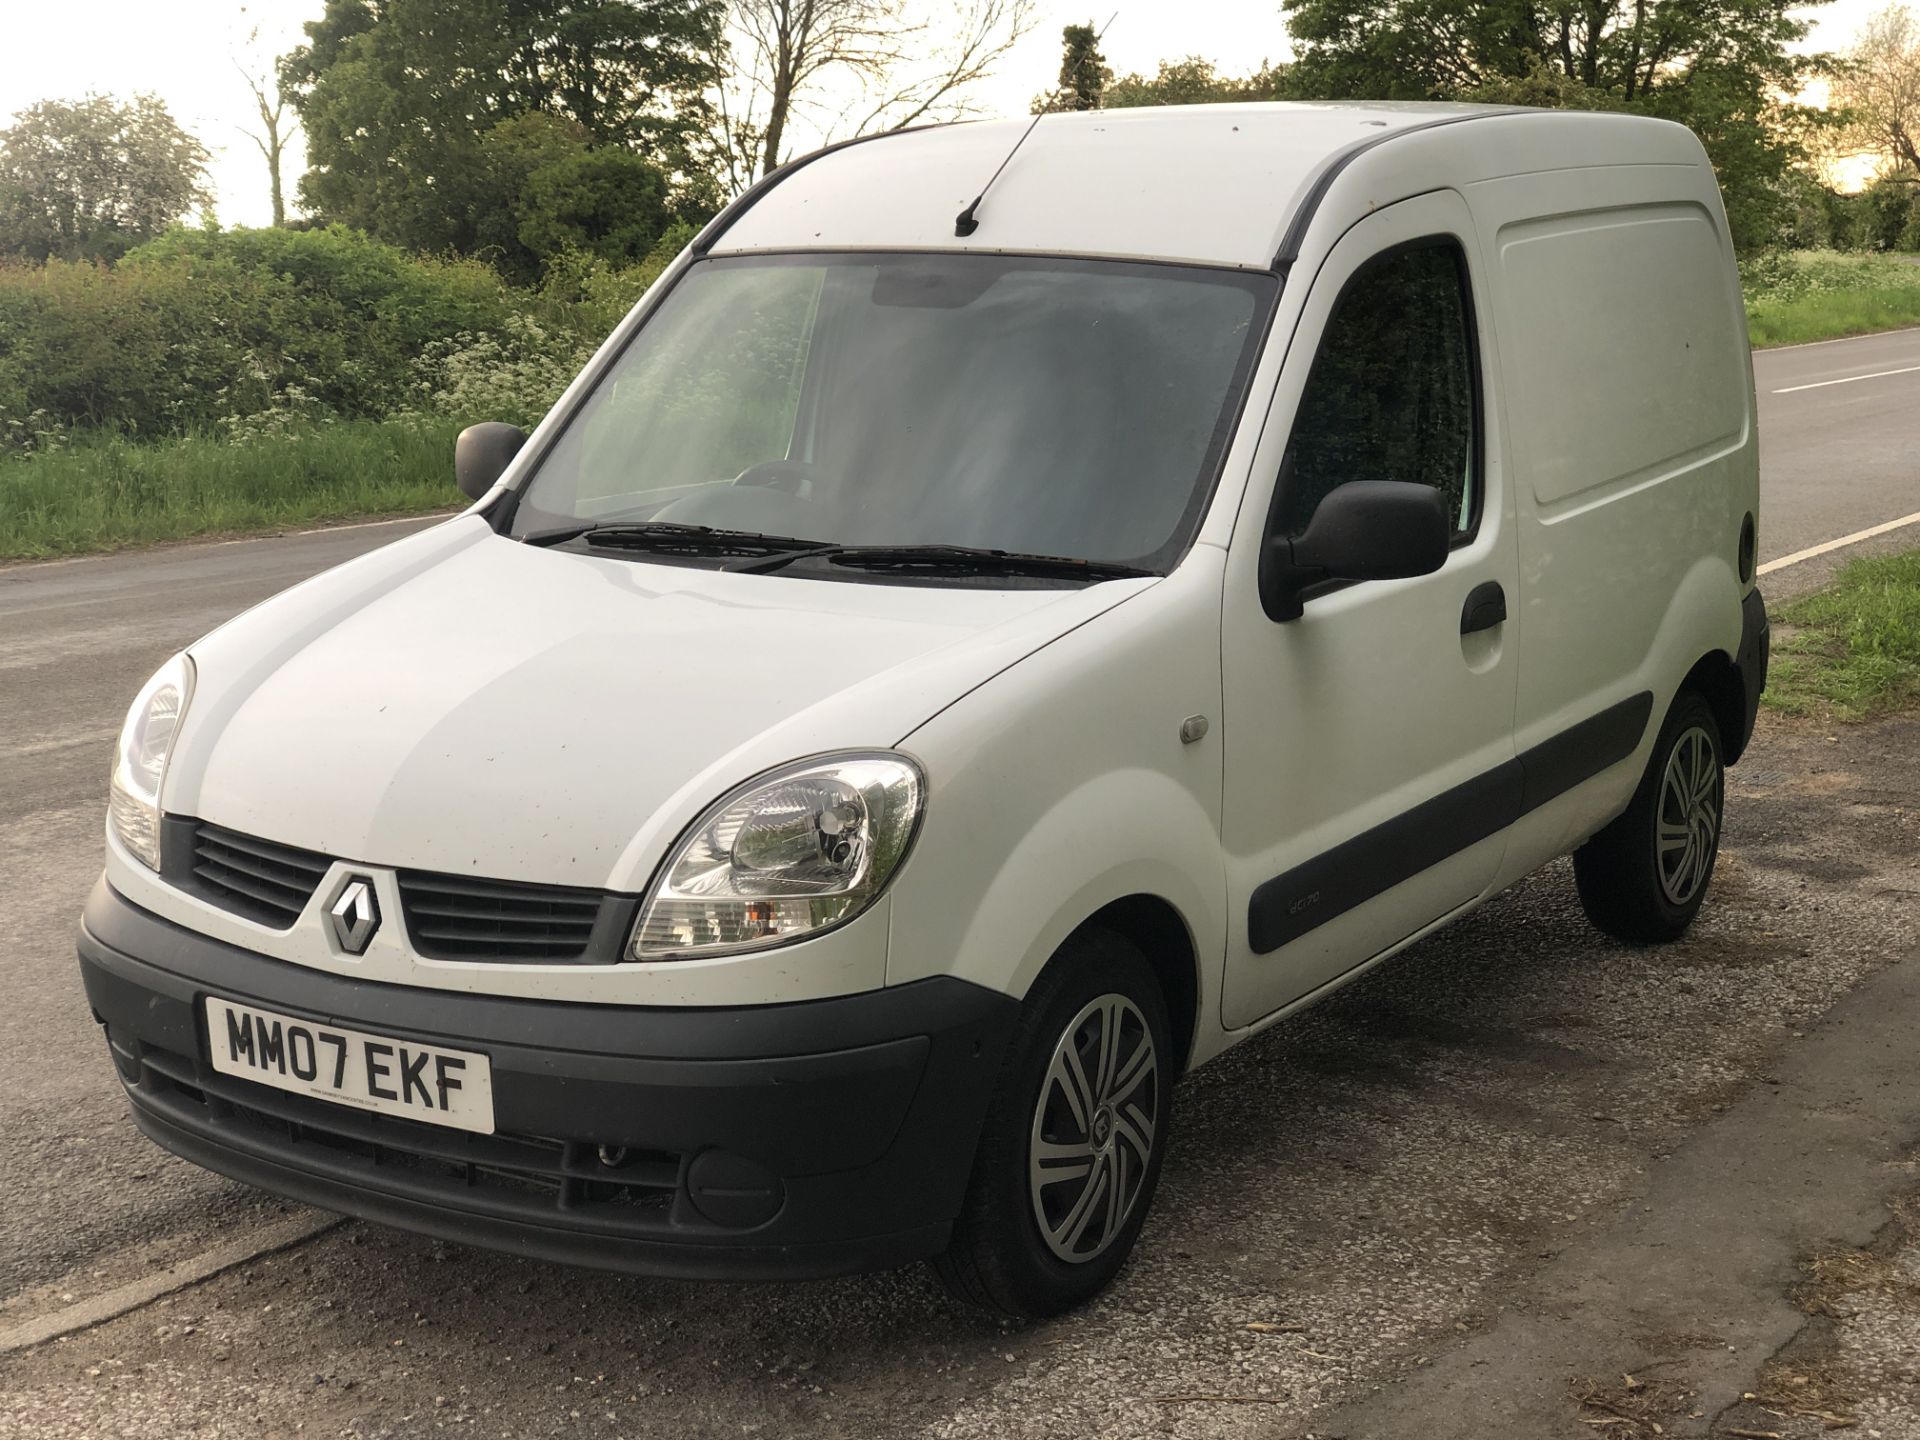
[1711,1179,1920,1439]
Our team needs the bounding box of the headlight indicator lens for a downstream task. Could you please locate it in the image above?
[632,754,923,959]
[108,652,195,870]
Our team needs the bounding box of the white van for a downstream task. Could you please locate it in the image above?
[81,103,1769,1317]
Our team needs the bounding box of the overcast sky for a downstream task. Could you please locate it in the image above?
[0,0,1888,227]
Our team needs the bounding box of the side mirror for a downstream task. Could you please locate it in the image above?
[454,422,528,502]
[1261,480,1450,622]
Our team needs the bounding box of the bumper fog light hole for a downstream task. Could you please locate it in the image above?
[686,1149,785,1229]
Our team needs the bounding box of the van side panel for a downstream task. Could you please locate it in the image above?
[1469,161,1753,880]
[1501,204,1746,508]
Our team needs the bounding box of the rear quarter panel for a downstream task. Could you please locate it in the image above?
[1466,158,1753,873]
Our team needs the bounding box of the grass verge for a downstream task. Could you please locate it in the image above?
[1748,287,1920,348]
[1743,250,1920,348]
[1763,549,1920,721]
[0,419,466,562]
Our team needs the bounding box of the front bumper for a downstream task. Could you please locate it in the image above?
[77,880,1017,1280]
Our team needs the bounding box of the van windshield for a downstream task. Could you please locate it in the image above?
[508,252,1274,575]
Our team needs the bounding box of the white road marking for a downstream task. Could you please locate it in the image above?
[0,1213,343,1354]
[1758,510,1920,575]
[1771,363,1920,394]
[285,511,461,539]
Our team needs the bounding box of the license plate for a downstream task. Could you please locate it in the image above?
[204,997,495,1135]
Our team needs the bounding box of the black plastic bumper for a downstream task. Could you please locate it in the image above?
[77,880,1017,1280]
[1729,585,1771,764]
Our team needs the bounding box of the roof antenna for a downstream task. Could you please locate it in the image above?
[953,9,1116,238]
[954,111,1044,238]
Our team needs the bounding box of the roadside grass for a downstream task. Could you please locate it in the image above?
[1744,250,1920,348]
[1763,550,1920,721]
[0,419,465,561]
[1748,286,1920,348]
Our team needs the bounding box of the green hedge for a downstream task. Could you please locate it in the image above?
[0,227,520,437]
[0,222,694,452]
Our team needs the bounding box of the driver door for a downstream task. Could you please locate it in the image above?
[1220,190,1520,1030]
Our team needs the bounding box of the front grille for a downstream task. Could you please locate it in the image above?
[161,818,635,962]
[138,1047,685,1227]
[186,822,330,928]
[397,872,604,961]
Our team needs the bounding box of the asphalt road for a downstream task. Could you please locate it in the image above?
[0,520,445,1306]
[1754,326,1920,591]
[1,326,1918,1436]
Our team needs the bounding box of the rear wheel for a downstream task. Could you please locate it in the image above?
[931,930,1171,1318]
[1574,688,1725,943]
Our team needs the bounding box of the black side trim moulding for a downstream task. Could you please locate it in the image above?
[1248,691,1654,953]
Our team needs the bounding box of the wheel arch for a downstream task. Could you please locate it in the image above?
[1067,895,1202,1077]
[1680,648,1748,764]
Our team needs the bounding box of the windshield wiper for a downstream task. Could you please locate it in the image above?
[524,524,1158,582]
[519,521,832,558]
[730,542,1158,582]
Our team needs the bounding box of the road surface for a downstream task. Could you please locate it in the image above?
[1754,326,1920,592]
[0,521,447,1308]
[1,327,1918,1437]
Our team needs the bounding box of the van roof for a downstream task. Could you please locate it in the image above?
[704,102,1700,271]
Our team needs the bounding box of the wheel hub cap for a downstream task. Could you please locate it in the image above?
[1657,723,1721,906]
[1028,994,1159,1265]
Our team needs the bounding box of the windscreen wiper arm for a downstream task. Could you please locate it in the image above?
[730,542,1158,581]
[519,521,832,557]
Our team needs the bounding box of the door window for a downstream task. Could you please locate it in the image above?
[1273,240,1479,539]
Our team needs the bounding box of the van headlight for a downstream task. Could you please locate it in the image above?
[108,652,195,870]
[631,753,924,960]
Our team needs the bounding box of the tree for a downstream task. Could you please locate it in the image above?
[0,94,211,262]
[285,0,530,254]
[718,0,1037,187]
[236,30,302,228]
[284,0,724,257]
[1284,0,1825,106]
[1057,23,1111,110]
[1832,6,1920,177]
[1104,57,1287,108]
[472,112,594,275]
[500,0,728,149]
[1279,0,1833,250]
[516,143,676,266]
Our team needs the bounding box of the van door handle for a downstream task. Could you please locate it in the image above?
[1460,581,1507,634]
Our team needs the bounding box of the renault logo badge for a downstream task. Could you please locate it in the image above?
[325,876,380,955]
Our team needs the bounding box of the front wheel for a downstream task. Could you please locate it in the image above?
[1574,688,1725,943]
[931,930,1171,1318]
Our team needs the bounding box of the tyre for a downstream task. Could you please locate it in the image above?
[931,929,1172,1319]
[1574,688,1725,943]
